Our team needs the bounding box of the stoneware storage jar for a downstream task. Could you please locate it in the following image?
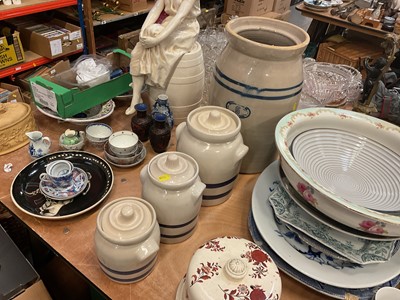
[94,197,160,283]
[210,16,309,173]
[176,106,248,206]
[175,236,282,300]
[140,152,205,244]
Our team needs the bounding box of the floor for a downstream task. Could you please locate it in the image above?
[288,4,312,31]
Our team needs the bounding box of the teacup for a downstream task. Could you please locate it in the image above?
[375,287,400,300]
[108,131,139,156]
[39,160,74,188]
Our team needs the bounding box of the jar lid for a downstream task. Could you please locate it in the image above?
[148,152,198,187]
[97,197,156,244]
[186,236,281,300]
[0,102,31,129]
[187,106,241,143]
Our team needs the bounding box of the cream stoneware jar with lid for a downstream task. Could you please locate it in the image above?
[176,236,282,300]
[140,151,206,244]
[176,106,249,206]
[94,197,160,283]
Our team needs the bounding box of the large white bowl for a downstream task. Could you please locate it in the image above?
[275,107,400,237]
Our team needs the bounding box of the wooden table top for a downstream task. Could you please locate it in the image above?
[0,100,341,299]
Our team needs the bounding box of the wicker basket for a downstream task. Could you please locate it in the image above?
[316,41,384,72]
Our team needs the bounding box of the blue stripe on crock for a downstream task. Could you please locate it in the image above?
[159,215,198,229]
[202,189,232,200]
[205,175,238,189]
[98,254,157,276]
[213,68,302,100]
[160,226,196,239]
[101,266,155,283]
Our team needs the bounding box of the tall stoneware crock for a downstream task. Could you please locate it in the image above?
[210,17,310,173]
[176,106,249,206]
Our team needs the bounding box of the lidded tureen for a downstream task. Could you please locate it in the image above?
[176,236,282,300]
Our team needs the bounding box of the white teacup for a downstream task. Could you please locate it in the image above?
[375,287,400,300]
[40,160,74,188]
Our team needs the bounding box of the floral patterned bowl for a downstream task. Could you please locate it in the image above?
[176,236,281,300]
[275,108,400,237]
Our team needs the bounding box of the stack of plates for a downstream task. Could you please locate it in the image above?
[250,161,400,299]
[303,0,332,11]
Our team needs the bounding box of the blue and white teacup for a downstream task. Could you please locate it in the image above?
[39,160,74,188]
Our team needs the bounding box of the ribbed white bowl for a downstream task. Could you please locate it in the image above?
[292,128,400,211]
[275,108,400,237]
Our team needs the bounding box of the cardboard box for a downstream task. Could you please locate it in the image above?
[12,19,83,59]
[118,0,148,12]
[262,9,291,21]
[0,32,25,70]
[273,0,291,14]
[224,0,273,17]
[15,60,70,92]
[221,9,290,24]
[14,280,52,300]
[29,49,132,118]
[118,29,140,53]
[0,83,24,103]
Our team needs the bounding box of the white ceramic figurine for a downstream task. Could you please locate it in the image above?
[125,0,201,115]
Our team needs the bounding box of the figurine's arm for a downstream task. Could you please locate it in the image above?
[140,0,197,48]
[141,0,166,32]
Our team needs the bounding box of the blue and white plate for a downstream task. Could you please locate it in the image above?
[251,160,400,289]
[273,214,360,269]
[40,167,89,200]
[248,210,400,300]
[269,184,398,265]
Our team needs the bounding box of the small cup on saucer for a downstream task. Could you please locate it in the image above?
[108,131,139,156]
[40,160,74,188]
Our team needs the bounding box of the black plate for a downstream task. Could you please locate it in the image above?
[11,151,114,220]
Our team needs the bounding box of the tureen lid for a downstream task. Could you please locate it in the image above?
[0,102,31,129]
[148,152,199,187]
[186,106,241,143]
[186,236,281,300]
[97,197,156,244]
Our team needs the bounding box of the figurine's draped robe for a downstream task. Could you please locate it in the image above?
[130,0,201,89]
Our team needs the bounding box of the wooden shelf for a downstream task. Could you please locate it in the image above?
[57,0,154,26]
[0,49,82,79]
[0,0,77,20]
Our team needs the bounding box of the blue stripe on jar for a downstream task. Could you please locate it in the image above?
[98,255,157,282]
[202,189,232,200]
[205,175,238,189]
[160,226,196,239]
[158,215,198,229]
[213,68,302,100]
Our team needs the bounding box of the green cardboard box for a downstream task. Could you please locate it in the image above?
[29,49,132,118]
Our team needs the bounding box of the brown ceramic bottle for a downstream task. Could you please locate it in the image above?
[131,103,153,142]
[149,113,171,153]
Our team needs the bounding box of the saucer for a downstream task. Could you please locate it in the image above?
[40,167,89,200]
[103,140,147,168]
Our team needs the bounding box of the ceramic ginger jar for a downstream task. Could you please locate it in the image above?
[94,197,160,283]
[140,152,205,244]
[176,106,248,206]
[210,16,310,173]
[176,236,282,300]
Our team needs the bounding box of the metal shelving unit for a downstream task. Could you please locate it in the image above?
[0,0,82,79]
